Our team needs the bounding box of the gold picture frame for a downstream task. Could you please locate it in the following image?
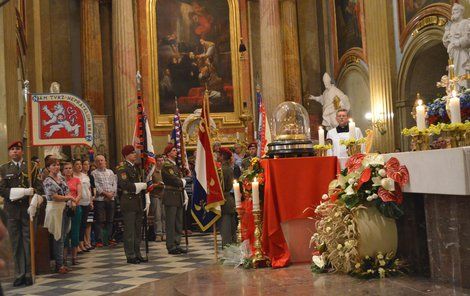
[146,0,244,131]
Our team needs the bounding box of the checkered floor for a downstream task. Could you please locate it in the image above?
[5,234,219,295]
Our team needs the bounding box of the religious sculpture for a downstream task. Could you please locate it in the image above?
[443,3,470,89]
[306,73,350,130]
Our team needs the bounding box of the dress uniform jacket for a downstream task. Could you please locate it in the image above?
[220,162,235,214]
[117,161,142,213]
[161,160,184,207]
[0,160,41,280]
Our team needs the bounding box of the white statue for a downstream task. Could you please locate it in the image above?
[306,73,350,130]
[443,3,470,89]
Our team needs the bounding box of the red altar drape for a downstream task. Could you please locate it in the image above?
[261,156,338,268]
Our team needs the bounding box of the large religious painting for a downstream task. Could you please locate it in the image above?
[330,0,366,78]
[147,0,243,130]
[397,0,451,49]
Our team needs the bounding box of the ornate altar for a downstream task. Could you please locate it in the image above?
[267,102,314,157]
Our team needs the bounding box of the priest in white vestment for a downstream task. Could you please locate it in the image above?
[326,109,364,158]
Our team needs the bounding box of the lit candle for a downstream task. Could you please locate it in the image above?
[233,180,242,208]
[167,134,171,143]
[318,126,325,146]
[416,100,426,131]
[348,119,356,139]
[236,132,240,140]
[449,93,461,124]
[252,177,260,211]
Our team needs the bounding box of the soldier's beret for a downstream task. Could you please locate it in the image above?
[8,141,23,150]
[247,142,257,149]
[219,147,232,159]
[164,143,175,155]
[121,145,135,157]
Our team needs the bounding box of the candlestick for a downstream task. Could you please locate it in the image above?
[252,177,260,211]
[348,119,356,139]
[449,93,462,124]
[233,180,242,208]
[236,207,244,243]
[252,209,270,268]
[416,100,426,131]
[318,127,325,146]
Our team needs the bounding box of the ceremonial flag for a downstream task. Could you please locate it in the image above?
[191,90,224,231]
[256,86,271,157]
[29,93,94,147]
[171,98,189,172]
[133,73,156,192]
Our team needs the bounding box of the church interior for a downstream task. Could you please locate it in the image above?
[0,0,469,295]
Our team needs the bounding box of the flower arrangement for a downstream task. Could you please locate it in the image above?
[327,153,409,219]
[401,125,440,136]
[427,91,470,125]
[339,138,366,146]
[350,252,406,279]
[239,157,265,202]
[313,144,333,150]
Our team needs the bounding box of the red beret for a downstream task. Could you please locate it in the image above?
[219,147,232,159]
[247,142,257,149]
[164,143,175,155]
[121,145,135,157]
[8,141,23,150]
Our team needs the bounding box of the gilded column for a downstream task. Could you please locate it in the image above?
[260,0,285,119]
[81,0,104,114]
[364,0,396,152]
[112,0,137,150]
[280,0,302,103]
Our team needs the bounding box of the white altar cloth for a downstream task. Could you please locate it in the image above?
[339,147,470,196]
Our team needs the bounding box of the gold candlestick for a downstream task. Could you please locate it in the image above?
[251,210,270,268]
[236,207,245,243]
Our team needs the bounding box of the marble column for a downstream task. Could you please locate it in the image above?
[364,0,396,153]
[81,0,104,114]
[112,0,137,151]
[280,0,302,103]
[260,0,285,119]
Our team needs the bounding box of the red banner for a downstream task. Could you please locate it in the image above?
[29,93,94,147]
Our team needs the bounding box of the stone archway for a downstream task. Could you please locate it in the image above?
[396,27,448,150]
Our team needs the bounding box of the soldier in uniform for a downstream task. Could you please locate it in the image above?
[241,142,258,171]
[218,148,237,246]
[116,145,149,264]
[0,141,38,286]
[161,144,188,255]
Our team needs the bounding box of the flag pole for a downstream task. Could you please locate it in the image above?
[136,71,150,260]
[24,80,36,282]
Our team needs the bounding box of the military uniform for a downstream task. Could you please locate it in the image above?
[161,159,184,253]
[117,161,144,262]
[0,159,40,284]
[220,161,237,246]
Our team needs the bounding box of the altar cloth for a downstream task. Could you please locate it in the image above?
[261,157,338,268]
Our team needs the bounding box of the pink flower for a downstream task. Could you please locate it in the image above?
[356,167,371,190]
[345,153,365,173]
[385,158,409,187]
[377,186,403,205]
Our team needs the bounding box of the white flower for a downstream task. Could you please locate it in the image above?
[380,178,395,191]
[363,154,385,167]
[378,267,386,278]
[365,190,371,194]
[367,269,374,274]
[345,185,355,195]
[344,241,352,248]
[377,253,384,260]
[348,178,356,185]
[372,176,382,187]
[366,195,374,202]
[378,169,387,177]
[322,194,329,200]
[355,263,361,269]
[372,193,378,199]
[379,260,386,266]
[312,255,325,269]
[337,244,343,250]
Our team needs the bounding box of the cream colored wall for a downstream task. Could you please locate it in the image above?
[0,10,7,163]
[338,65,371,136]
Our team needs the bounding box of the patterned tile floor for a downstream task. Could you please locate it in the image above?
[5,234,219,295]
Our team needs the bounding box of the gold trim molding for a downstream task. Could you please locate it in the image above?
[146,0,244,131]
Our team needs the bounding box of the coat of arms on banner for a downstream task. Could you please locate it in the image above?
[29,93,94,147]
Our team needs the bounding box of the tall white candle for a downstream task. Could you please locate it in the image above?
[449,94,462,124]
[318,127,325,146]
[167,134,171,143]
[233,180,242,208]
[236,132,240,140]
[416,100,426,131]
[348,119,356,139]
[252,177,260,211]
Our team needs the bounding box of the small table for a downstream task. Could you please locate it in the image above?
[261,156,338,268]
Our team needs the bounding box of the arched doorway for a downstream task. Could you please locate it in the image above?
[396,27,448,150]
